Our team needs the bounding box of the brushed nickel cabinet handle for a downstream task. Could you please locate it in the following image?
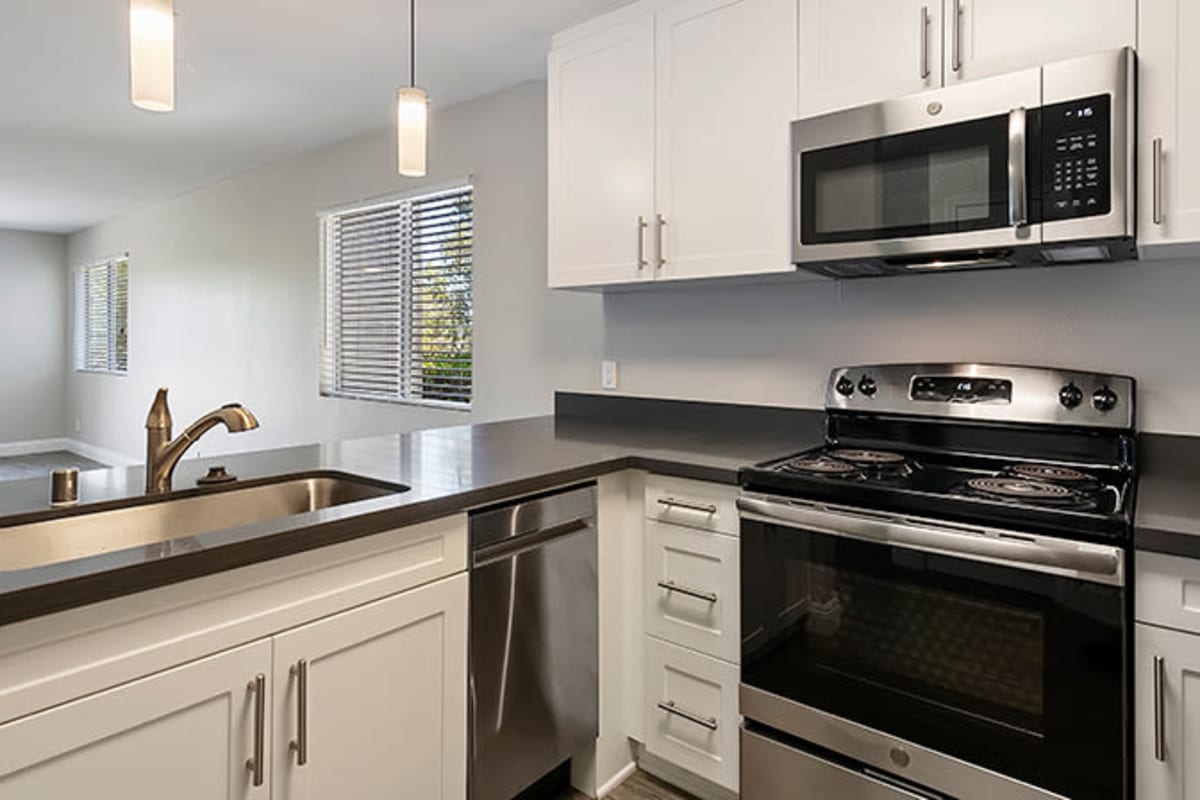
[919,6,931,80]
[1154,654,1166,762]
[951,0,964,72]
[657,579,718,603]
[1008,107,1028,228]
[657,700,718,731]
[657,497,717,515]
[246,673,266,787]
[637,216,648,269]
[290,659,309,766]
[655,213,667,268]
[1153,138,1164,226]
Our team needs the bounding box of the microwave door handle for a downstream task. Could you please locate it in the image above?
[1008,107,1028,228]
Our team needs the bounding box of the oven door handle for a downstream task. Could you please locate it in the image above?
[737,495,1123,586]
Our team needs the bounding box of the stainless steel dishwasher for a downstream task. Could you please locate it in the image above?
[469,483,598,800]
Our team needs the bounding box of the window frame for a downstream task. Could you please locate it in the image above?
[319,181,475,411]
[73,255,130,376]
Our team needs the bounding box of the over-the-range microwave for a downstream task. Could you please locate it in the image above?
[791,48,1136,278]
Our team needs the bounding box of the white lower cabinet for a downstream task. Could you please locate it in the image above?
[0,639,272,800]
[1136,622,1200,800]
[272,574,468,800]
[643,636,740,792]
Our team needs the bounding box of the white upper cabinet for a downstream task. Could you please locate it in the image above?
[549,0,799,288]
[548,14,656,288]
[797,0,943,118]
[654,0,796,280]
[1138,0,1200,256]
[944,0,1134,84]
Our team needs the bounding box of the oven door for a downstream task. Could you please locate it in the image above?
[791,67,1042,273]
[738,495,1126,800]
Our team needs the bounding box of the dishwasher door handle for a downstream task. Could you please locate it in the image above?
[472,517,593,567]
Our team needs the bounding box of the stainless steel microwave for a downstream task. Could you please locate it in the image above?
[791,48,1136,278]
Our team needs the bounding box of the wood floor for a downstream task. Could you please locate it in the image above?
[559,770,697,800]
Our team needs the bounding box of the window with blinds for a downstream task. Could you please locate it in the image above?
[321,184,473,408]
[74,257,129,374]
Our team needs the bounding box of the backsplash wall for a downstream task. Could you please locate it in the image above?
[596,259,1200,435]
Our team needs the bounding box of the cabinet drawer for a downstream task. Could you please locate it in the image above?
[742,728,923,800]
[644,520,739,663]
[645,475,739,535]
[643,636,739,791]
[1136,551,1200,634]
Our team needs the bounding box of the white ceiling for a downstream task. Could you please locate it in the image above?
[0,0,632,234]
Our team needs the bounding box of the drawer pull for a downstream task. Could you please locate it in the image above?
[657,497,718,515]
[290,659,309,766]
[245,673,266,787]
[657,579,718,604]
[1154,654,1166,762]
[657,699,718,731]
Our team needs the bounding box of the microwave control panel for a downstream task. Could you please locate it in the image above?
[1041,94,1112,222]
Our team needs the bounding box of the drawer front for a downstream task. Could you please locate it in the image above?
[644,520,739,663]
[643,636,739,791]
[645,475,739,535]
[1137,551,1200,634]
[742,728,926,799]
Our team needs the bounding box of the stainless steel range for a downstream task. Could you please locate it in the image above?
[738,364,1134,800]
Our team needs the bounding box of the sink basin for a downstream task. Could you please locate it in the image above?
[0,473,407,572]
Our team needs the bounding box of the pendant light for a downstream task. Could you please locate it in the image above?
[129,0,175,112]
[396,0,428,177]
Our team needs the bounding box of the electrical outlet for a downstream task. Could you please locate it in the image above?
[601,359,619,390]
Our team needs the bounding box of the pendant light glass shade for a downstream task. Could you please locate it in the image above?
[396,86,428,177]
[129,0,175,112]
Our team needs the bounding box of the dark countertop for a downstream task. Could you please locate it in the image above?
[0,395,824,626]
[1135,433,1200,559]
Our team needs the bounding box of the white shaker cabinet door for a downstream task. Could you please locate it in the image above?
[797,0,942,118]
[654,0,797,281]
[548,15,656,288]
[0,640,272,800]
[1138,0,1200,256]
[1136,623,1200,800]
[944,0,1133,85]
[272,574,468,800]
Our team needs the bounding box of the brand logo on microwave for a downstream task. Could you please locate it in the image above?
[927,102,943,116]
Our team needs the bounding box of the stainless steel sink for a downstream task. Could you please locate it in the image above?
[0,473,407,572]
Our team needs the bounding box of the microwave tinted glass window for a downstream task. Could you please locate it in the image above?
[814,145,991,234]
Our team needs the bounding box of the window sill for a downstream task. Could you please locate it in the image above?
[75,368,128,377]
[320,390,472,413]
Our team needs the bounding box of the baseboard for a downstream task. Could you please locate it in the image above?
[64,439,139,468]
[636,747,739,800]
[0,437,72,457]
[596,760,638,799]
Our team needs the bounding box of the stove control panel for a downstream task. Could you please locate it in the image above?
[826,364,1134,429]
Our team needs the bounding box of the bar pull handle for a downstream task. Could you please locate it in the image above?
[289,659,309,766]
[657,700,718,731]
[919,6,931,80]
[637,215,648,269]
[657,579,718,604]
[655,213,667,268]
[1154,654,1166,762]
[951,0,963,73]
[657,497,717,515]
[1008,107,1028,228]
[246,673,266,787]
[1153,138,1164,226]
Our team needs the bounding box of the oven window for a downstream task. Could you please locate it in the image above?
[800,114,1017,244]
[741,520,1124,799]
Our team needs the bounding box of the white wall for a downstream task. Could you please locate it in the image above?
[66,81,603,459]
[0,229,67,444]
[593,259,1200,435]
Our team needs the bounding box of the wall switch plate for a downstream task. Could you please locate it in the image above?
[601,359,619,390]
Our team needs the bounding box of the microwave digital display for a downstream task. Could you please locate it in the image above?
[1040,94,1112,221]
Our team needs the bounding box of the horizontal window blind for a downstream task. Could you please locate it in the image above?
[75,257,129,373]
[321,184,473,407]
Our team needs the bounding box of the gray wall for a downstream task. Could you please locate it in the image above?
[594,260,1200,435]
[0,229,67,444]
[66,81,603,459]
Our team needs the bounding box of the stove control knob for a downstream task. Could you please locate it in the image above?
[1058,383,1084,409]
[1092,386,1119,412]
[858,376,878,397]
[836,376,855,397]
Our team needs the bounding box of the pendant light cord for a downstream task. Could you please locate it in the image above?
[409,0,416,86]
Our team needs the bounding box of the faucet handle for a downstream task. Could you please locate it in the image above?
[146,387,172,430]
